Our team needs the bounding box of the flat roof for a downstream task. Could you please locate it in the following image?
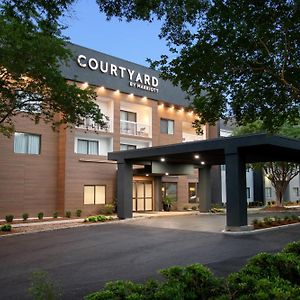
[108,134,300,166]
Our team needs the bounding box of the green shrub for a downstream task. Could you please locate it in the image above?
[22,213,29,221]
[5,214,14,223]
[1,224,12,232]
[65,211,71,218]
[76,209,82,217]
[84,280,145,300]
[282,241,300,257]
[28,270,61,300]
[84,215,113,223]
[99,204,114,215]
[53,212,58,218]
[37,212,44,220]
[159,264,223,300]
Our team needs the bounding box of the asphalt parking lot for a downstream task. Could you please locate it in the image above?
[1,214,300,299]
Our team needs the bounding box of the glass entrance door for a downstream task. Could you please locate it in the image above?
[132,181,153,211]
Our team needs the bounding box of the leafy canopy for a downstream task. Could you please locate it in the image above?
[0,0,106,136]
[97,0,300,132]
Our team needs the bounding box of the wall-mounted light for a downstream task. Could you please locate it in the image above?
[115,89,120,94]
[82,82,89,89]
[158,103,164,109]
[146,174,149,177]
[129,93,134,97]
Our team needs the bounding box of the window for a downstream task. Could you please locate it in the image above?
[14,132,40,154]
[188,183,198,203]
[120,110,136,122]
[162,183,177,202]
[120,144,137,151]
[246,187,251,199]
[160,118,174,134]
[84,185,106,204]
[293,187,299,197]
[265,187,272,198]
[77,139,99,155]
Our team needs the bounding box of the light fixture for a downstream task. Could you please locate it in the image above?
[82,82,89,89]
[194,154,200,159]
[142,96,147,101]
[129,93,134,97]
[160,157,165,162]
[115,89,120,93]
[165,172,169,176]
[201,161,205,165]
[158,103,164,109]
[146,174,149,177]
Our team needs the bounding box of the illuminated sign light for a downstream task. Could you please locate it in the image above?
[77,55,159,93]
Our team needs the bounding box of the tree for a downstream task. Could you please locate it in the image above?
[234,121,300,206]
[96,0,300,133]
[0,0,106,137]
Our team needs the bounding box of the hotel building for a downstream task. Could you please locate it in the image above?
[0,43,220,218]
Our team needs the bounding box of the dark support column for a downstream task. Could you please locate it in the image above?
[253,168,265,204]
[210,165,222,206]
[117,161,133,219]
[198,166,212,212]
[154,177,162,211]
[225,151,249,231]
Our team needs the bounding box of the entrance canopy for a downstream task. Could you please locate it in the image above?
[108,134,300,231]
[109,134,300,165]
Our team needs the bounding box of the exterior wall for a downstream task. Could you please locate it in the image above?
[0,115,58,218]
[0,44,213,218]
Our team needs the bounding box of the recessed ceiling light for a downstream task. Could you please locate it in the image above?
[165,172,169,176]
[160,157,165,162]
[146,174,149,177]
[194,154,200,159]
[201,161,205,165]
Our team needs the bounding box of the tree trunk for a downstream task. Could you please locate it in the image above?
[274,180,289,207]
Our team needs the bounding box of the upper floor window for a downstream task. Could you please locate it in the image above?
[120,110,136,122]
[160,118,174,135]
[265,187,272,198]
[120,144,137,151]
[14,132,40,155]
[77,139,99,155]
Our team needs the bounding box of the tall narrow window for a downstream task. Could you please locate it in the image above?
[246,187,251,199]
[14,132,40,154]
[265,187,272,198]
[188,183,198,203]
[160,118,174,134]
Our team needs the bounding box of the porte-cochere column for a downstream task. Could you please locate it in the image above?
[225,149,249,231]
[117,160,133,219]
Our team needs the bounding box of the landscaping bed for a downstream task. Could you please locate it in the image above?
[252,215,300,230]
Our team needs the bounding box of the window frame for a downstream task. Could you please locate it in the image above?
[160,118,174,135]
[75,138,100,155]
[14,132,41,155]
[83,185,106,205]
[120,143,137,151]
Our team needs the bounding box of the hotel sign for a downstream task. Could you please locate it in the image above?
[77,54,159,93]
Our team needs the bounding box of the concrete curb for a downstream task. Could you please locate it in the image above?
[222,221,300,235]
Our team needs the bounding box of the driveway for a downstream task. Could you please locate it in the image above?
[1,214,300,299]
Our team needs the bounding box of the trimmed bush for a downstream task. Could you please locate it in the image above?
[5,215,14,223]
[37,212,44,220]
[1,224,12,232]
[282,241,300,257]
[84,215,113,223]
[76,209,82,217]
[22,213,29,221]
[99,204,114,215]
[65,211,71,218]
[53,212,58,218]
